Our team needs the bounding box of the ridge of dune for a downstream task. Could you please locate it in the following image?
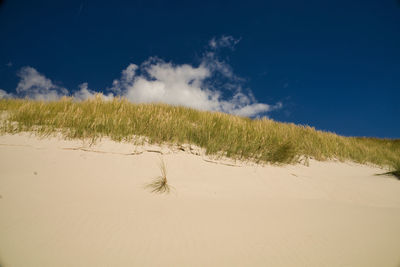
[1,133,400,267]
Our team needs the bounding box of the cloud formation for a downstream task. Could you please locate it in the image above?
[2,36,281,117]
[0,89,13,99]
[16,67,68,100]
[73,82,113,101]
[209,35,241,50]
[110,57,278,116]
[109,36,279,116]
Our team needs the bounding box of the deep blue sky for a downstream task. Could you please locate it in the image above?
[0,0,399,138]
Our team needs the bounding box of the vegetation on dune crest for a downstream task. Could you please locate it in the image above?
[0,95,399,170]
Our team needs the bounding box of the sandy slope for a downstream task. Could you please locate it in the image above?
[1,133,400,267]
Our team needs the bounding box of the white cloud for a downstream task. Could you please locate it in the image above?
[119,59,217,111]
[11,36,281,117]
[110,36,278,117]
[110,58,273,116]
[209,35,241,50]
[73,82,113,101]
[110,63,138,95]
[14,67,112,102]
[73,83,95,100]
[0,89,13,99]
[203,36,242,81]
[16,67,68,101]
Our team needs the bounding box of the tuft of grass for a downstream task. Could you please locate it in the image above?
[377,161,400,180]
[146,159,171,194]
[0,96,399,168]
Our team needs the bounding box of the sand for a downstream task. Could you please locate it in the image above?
[1,133,400,267]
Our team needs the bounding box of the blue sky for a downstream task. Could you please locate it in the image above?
[0,0,399,138]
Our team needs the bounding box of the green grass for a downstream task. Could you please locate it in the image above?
[1,95,399,170]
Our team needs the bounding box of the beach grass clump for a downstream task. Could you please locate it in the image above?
[383,161,400,179]
[0,95,399,169]
[390,162,400,179]
[146,159,171,194]
[393,163,400,179]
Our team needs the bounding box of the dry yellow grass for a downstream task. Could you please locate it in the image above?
[145,158,171,194]
[0,95,399,171]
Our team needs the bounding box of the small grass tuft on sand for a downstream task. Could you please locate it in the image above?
[145,158,171,194]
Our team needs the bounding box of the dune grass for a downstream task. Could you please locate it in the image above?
[145,158,171,194]
[391,163,400,179]
[376,161,400,180]
[0,95,399,170]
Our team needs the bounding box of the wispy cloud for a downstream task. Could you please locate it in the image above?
[2,36,281,117]
[16,67,68,100]
[73,82,113,101]
[0,89,13,99]
[209,35,241,50]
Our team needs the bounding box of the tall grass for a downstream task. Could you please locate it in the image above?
[1,96,399,169]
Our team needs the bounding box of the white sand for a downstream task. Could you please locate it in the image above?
[1,133,400,267]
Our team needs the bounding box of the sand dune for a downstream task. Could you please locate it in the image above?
[1,133,400,267]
